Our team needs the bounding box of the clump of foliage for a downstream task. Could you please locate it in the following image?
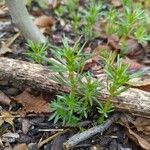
[82,2,101,40]
[97,51,135,124]
[54,1,101,40]
[25,0,48,8]
[46,37,135,126]
[25,40,49,64]
[48,37,101,125]
[106,0,150,44]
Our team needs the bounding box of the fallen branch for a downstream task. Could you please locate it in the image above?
[63,113,120,150]
[5,0,46,43]
[0,57,150,118]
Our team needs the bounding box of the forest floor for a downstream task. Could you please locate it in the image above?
[0,0,150,150]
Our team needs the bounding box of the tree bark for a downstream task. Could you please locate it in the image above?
[5,0,47,43]
[0,57,150,118]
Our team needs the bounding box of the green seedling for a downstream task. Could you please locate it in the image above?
[82,3,101,40]
[48,38,138,126]
[72,13,81,34]
[26,0,48,8]
[97,50,136,124]
[25,40,49,64]
[106,0,150,44]
[48,36,101,126]
[105,8,118,35]
[54,6,67,17]
[55,0,78,17]
[67,0,79,16]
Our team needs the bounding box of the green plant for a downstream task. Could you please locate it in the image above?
[67,0,79,16]
[82,3,101,40]
[72,13,81,34]
[49,94,81,125]
[106,0,150,44]
[25,40,49,64]
[25,0,48,8]
[54,0,78,17]
[54,5,67,17]
[48,37,101,126]
[46,36,139,126]
[105,8,118,35]
[97,50,136,124]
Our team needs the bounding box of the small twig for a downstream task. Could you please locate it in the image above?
[38,128,70,148]
[0,113,45,118]
[6,32,20,47]
[38,129,64,132]
[63,113,120,150]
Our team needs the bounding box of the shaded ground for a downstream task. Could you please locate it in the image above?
[0,0,150,150]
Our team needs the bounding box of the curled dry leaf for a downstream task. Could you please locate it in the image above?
[126,128,150,150]
[107,35,119,50]
[1,111,14,127]
[126,39,145,60]
[0,42,13,56]
[51,135,67,150]
[118,115,150,150]
[0,119,4,127]
[0,90,11,105]
[128,76,150,92]
[14,91,49,114]
[122,57,143,70]
[2,132,19,143]
[34,15,54,28]
[133,117,150,135]
[109,0,121,7]
[13,143,28,150]
[0,6,9,18]
[22,119,31,134]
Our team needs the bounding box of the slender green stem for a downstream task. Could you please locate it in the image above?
[69,71,76,98]
[98,95,113,124]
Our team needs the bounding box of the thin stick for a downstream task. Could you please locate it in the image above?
[38,129,64,132]
[38,129,70,148]
[63,113,120,150]
[0,114,44,118]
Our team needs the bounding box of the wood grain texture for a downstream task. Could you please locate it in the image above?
[0,57,150,117]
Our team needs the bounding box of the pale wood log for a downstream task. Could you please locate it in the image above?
[0,57,150,117]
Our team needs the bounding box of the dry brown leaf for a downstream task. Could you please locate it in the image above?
[2,132,19,143]
[1,111,14,127]
[110,0,121,7]
[0,42,13,56]
[107,35,119,50]
[122,57,143,70]
[13,143,28,150]
[22,119,31,134]
[48,0,61,8]
[126,39,145,59]
[0,90,11,105]
[0,119,4,127]
[118,115,150,150]
[14,91,49,114]
[0,32,20,56]
[0,137,4,147]
[133,117,150,135]
[127,128,150,150]
[0,6,8,18]
[34,15,54,28]
[128,76,150,92]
